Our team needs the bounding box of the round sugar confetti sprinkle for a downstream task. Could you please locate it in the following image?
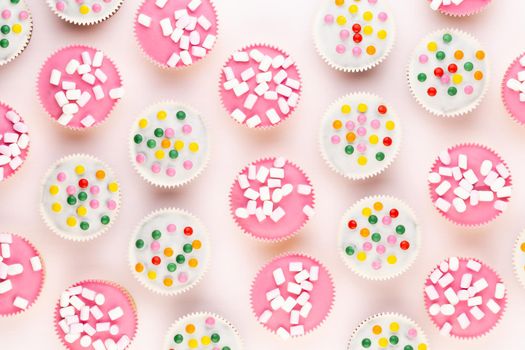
[0,0,32,66]
[47,0,124,25]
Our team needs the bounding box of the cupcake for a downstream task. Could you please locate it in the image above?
[424,257,506,338]
[407,29,488,117]
[313,0,395,72]
[347,313,429,350]
[47,0,124,26]
[229,157,315,242]
[37,45,124,130]
[163,312,242,349]
[54,280,137,349]
[129,101,209,188]
[134,0,218,68]
[338,196,420,280]
[513,230,525,288]
[0,101,30,182]
[129,208,209,295]
[0,233,44,317]
[320,92,400,180]
[40,154,121,241]
[0,0,32,66]
[427,0,491,16]
[250,253,334,339]
[428,143,512,226]
[219,44,302,128]
[502,51,525,126]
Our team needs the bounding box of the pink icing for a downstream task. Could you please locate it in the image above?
[502,52,525,125]
[220,45,302,128]
[428,0,491,16]
[230,158,314,240]
[134,0,218,68]
[428,144,511,226]
[37,46,123,129]
[251,254,334,335]
[54,281,137,350]
[0,234,44,316]
[0,103,30,181]
[424,258,506,338]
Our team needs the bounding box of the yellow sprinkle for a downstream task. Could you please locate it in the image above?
[369,134,379,144]
[427,41,438,52]
[387,255,397,264]
[77,206,87,217]
[363,11,373,21]
[349,4,358,14]
[79,5,90,14]
[378,337,388,348]
[138,118,148,128]
[66,217,77,227]
[157,110,167,120]
[336,15,347,25]
[373,202,383,211]
[390,322,400,332]
[147,270,156,280]
[12,24,22,34]
[174,140,184,151]
[357,103,368,113]
[357,251,366,261]
[385,121,395,130]
[201,336,211,345]
[52,203,62,213]
[362,207,372,217]
[75,165,85,175]
[418,345,428,350]
[452,74,463,84]
[188,339,198,348]
[155,150,165,160]
[108,182,119,193]
[189,142,199,153]
[341,104,351,114]
[377,30,387,39]
[357,155,367,166]
[363,25,373,35]
[333,120,343,129]
[49,185,59,195]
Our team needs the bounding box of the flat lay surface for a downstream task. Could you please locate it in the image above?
[1,0,525,348]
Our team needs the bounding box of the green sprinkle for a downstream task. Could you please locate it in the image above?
[436,51,446,60]
[154,128,164,137]
[361,338,371,348]
[11,0,20,4]
[176,254,185,264]
[389,336,399,345]
[375,152,385,161]
[101,216,110,225]
[442,33,452,43]
[345,145,354,155]
[169,150,179,159]
[151,230,161,240]
[133,134,143,144]
[211,333,220,343]
[345,246,355,256]
[417,73,427,82]
[167,263,177,272]
[80,222,89,231]
[464,61,474,71]
[222,347,231,350]
[174,334,183,344]
[1,25,10,35]
[176,111,186,120]
[448,86,457,96]
[147,139,156,148]
[404,346,414,350]
[67,195,77,205]
[78,191,87,201]
[396,225,406,234]
[368,215,378,225]
[371,233,381,242]
[183,243,193,253]
[135,239,144,249]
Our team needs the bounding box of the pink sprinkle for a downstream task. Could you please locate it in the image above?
[324,14,334,24]
[357,143,367,153]
[166,167,176,177]
[370,119,380,129]
[183,160,193,170]
[19,11,28,20]
[363,242,372,251]
[92,4,102,12]
[90,186,100,195]
[182,124,192,134]
[57,172,66,182]
[150,241,160,251]
[352,46,362,57]
[382,216,392,225]
[345,121,355,130]
[205,317,216,326]
[464,85,474,95]
[407,328,418,339]
[103,0,112,3]
[75,0,82,3]
[368,0,378,4]
[151,163,161,173]
[387,235,397,245]
[336,44,346,54]
[165,128,175,138]
[378,12,388,21]
[340,29,350,40]
[66,186,76,195]
[56,2,65,11]
[89,199,99,209]
[356,126,366,136]
[178,272,188,283]
[331,135,341,144]
[419,54,428,64]
[136,153,145,164]
[357,113,367,124]
[441,74,450,84]
[107,200,117,210]
[167,224,176,233]
[372,260,382,270]
[1,10,10,19]
[376,245,386,255]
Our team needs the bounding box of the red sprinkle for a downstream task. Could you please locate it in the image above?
[184,226,193,236]
[378,105,387,114]
[152,256,161,265]
[383,137,392,147]
[348,220,357,230]
[353,33,362,43]
[427,87,437,97]
[400,241,410,250]
[78,179,89,188]
[434,67,444,78]
[352,23,361,33]
[448,64,457,73]
[389,209,399,218]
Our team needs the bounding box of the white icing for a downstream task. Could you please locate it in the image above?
[0,0,32,65]
[47,0,123,24]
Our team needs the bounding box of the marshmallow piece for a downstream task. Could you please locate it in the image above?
[244,94,258,110]
[60,306,75,318]
[197,15,211,30]
[92,51,104,68]
[259,310,272,324]
[267,179,282,188]
[439,150,451,165]
[259,56,272,72]
[241,67,255,81]
[254,82,269,96]
[7,263,23,276]
[452,198,467,213]
[429,268,444,284]
[82,73,96,85]
[270,207,285,222]
[243,188,259,200]
[467,260,481,272]
[496,187,512,198]
[458,290,469,301]
[248,165,256,180]
[266,108,281,124]
[470,190,479,206]
[188,0,202,11]
[430,0,443,10]
[155,0,168,7]
[1,243,10,257]
[435,181,451,196]
[108,306,124,321]
[0,233,12,244]
[439,167,452,177]
[62,103,79,115]
[461,273,472,288]
[262,201,273,216]
[425,285,439,300]
[453,187,470,200]
[257,71,272,83]
[288,93,299,107]
[299,302,312,318]
[66,89,81,101]
[93,85,105,100]
[254,207,266,222]
[77,92,92,108]
[467,296,482,307]
[428,172,441,184]
[9,157,22,170]
[457,313,471,330]
[429,303,440,316]
[273,268,285,285]
[495,283,506,299]
[95,293,105,305]
[438,273,454,288]
[463,169,479,184]
[138,13,151,27]
[296,292,310,306]
[470,306,485,320]
[303,205,314,217]
[57,114,74,126]
[233,51,249,62]
[170,28,184,43]
[8,143,20,157]
[264,91,278,100]
[440,304,455,316]
[290,325,305,337]
[77,64,91,75]
[480,160,493,176]
[285,78,301,90]
[55,91,69,107]
[273,69,287,84]
[277,98,290,115]
[271,188,283,203]
[222,67,235,81]
[494,200,508,212]
[116,336,130,350]
[65,59,80,74]
[233,82,249,97]
[270,295,285,310]
[96,322,111,332]
[449,257,459,271]
[276,84,292,97]
[13,296,28,309]
[496,163,510,179]
[444,288,459,305]
[473,278,488,293]
[266,288,281,301]
[282,296,297,313]
[65,333,81,344]
[58,319,69,333]
[109,87,125,100]
[69,295,85,310]
[478,191,494,202]
[440,262,449,273]
[294,270,310,284]
[92,340,106,350]
[231,109,247,123]
[160,18,174,36]
[309,266,319,281]
[79,335,92,348]
[89,306,103,320]
[237,174,250,189]
[290,310,300,325]
[256,166,269,183]
[276,327,290,339]
[50,69,62,86]
[486,299,501,314]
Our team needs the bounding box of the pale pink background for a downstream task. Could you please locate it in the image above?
[1,0,524,349]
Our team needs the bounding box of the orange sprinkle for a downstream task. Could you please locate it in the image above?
[346,132,356,143]
[96,170,106,180]
[474,71,483,80]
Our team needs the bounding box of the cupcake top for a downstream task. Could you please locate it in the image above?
[424,257,506,338]
[0,233,44,316]
[40,154,120,241]
[163,312,242,350]
[129,208,209,295]
[219,44,301,128]
[0,0,32,66]
[347,313,428,350]
[320,93,400,179]
[408,29,488,117]
[513,230,525,288]
[427,0,491,16]
[0,102,30,182]
[428,143,511,226]
[130,102,209,188]
[229,157,315,241]
[502,52,525,126]
[54,280,137,350]
[134,0,218,68]
[47,0,124,25]
[37,45,124,129]
[338,196,420,280]
[251,253,334,339]
[314,0,394,72]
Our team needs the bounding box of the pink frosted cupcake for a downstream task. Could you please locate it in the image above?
[219,44,302,128]
[502,52,525,126]
[250,253,334,339]
[428,143,512,226]
[427,0,491,16]
[0,233,44,317]
[424,257,506,338]
[0,102,30,182]
[134,0,218,68]
[54,280,137,349]
[229,157,315,242]
[37,45,124,130]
